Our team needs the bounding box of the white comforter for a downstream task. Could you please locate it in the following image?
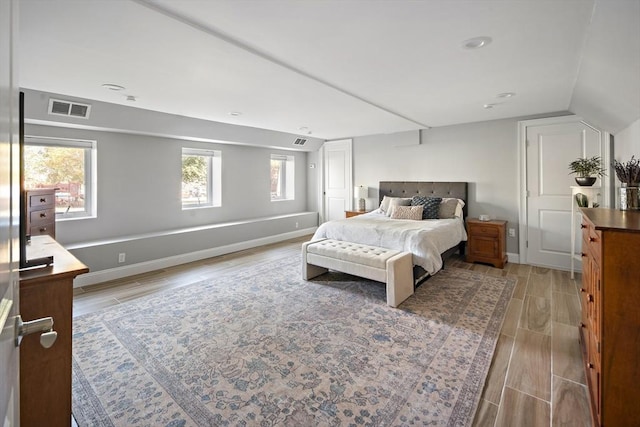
[312,210,467,275]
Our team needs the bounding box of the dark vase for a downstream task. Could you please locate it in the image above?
[575,177,597,186]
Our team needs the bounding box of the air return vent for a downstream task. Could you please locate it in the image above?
[48,98,91,119]
[293,138,307,146]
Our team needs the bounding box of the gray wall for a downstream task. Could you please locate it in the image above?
[614,118,640,161]
[349,117,531,255]
[23,90,319,275]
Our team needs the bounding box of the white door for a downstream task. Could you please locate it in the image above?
[323,139,352,222]
[522,117,603,269]
[0,0,21,425]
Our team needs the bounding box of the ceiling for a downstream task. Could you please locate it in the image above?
[18,0,640,140]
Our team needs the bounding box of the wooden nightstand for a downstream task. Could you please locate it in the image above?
[466,218,507,269]
[345,210,369,218]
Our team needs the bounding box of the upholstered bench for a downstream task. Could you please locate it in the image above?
[301,238,414,307]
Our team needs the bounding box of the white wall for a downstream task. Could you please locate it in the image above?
[614,118,640,161]
[351,118,527,254]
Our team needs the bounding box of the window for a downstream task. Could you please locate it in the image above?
[182,148,221,208]
[24,136,96,219]
[270,154,294,201]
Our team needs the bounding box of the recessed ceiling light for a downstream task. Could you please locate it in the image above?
[102,83,125,91]
[462,36,492,50]
[483,104,495,109]
[497,92,516,98]
[229,111,242,116]
[126,95,136,102]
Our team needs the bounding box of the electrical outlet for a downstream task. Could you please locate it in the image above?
[295,222,299,228]
[508,228,516,238]
[118,253,126,263]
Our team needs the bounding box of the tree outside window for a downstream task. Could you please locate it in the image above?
[182,148,221,208]
[270,154,294,201]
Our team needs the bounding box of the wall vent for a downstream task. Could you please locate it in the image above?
[293,138,307,146]
[48,98,92,119]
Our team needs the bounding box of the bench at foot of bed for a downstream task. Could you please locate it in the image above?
[301,238,413,308]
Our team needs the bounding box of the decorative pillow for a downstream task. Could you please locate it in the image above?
[439,198,464,219]
[390,205,423,220]
[411,196,442,219]
[380,196,412,216]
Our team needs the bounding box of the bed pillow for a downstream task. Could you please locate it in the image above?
[390,205,423,220]
[439,198,464,219]
[380,196,412,216]
[411,196,442,219]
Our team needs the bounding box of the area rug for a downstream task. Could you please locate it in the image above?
[72,256,515,426]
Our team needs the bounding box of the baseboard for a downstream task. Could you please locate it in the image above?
[73,227,316,288]
[507,252,520,264]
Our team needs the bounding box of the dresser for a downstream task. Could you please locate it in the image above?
[465,218,507,268]
[20,235,89,427]
[25,188,57,238]
[579,208,640,426]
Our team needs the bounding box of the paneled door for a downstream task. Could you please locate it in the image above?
[323,139,352,222]
[523,117,603,269]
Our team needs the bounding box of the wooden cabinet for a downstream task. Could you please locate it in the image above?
[465,218,507,268]
[579,208,640,426]
[345,210,369,218]
[19,235,88,427]
[25,188,56,238]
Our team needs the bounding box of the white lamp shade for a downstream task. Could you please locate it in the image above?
[354,186,368,199]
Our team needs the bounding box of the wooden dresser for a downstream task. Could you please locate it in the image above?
[465,218,507,268]
[25,188,56,238]
[579,208,640,426]
[19,235,88,427]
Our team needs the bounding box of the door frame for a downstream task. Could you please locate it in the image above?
[517,115,612,265]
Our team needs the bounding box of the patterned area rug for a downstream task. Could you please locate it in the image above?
[72,256,515,426]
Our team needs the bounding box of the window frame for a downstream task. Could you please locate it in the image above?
[270,154,295,201]
[24,135,97,220]
[181,147,221,209]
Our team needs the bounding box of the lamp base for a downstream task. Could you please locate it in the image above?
[358,198,366,211]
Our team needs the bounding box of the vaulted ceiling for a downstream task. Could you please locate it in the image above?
[18,0,640,140]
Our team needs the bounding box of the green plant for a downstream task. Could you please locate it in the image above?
[612,155,640,185]
[568,156,607,177]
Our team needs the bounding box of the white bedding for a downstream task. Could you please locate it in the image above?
[312,209,467,275]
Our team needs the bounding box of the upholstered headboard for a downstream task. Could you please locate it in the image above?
[378,181,468,218]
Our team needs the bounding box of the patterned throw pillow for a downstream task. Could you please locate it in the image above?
[389,205,423,220]
[411,196,442,219]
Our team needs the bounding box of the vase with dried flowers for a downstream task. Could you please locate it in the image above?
[612,155,640,210]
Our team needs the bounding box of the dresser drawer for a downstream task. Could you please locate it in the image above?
[28,193,55,208]
[30,223,55,237]
[29,208,55,226]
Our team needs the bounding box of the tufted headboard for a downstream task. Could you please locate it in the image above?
[378,181,468,218]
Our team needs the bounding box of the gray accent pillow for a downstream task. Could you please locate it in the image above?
[439,198,461,219]
[411,196,442,219]
[380,196,412,216]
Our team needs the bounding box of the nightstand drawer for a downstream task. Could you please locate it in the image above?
[29,193,55,208]
[30,208,55,226]
[30,223,55,237]
[468,224,499,237]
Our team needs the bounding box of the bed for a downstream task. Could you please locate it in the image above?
[312,181,468,282]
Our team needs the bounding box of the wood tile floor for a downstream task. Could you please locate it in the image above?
[73,236,591,427]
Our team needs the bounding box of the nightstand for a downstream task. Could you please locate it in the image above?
[466,218,507,268]
[345,210,369,218]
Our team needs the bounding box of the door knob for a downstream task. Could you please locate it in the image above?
[14,315,58,348]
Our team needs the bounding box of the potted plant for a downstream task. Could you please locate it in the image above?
[612,155,640,210]
[568,156,606,186]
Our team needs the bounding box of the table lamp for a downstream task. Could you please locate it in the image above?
[355,186,368,211]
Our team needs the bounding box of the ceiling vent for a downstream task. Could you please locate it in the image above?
[293,138,307,146]
[48,98,91,119]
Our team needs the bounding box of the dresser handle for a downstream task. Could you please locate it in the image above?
[580,288,586,293]
[581,252,587,257]
[580,322,586,328]
[588,363,594,369]
[40,198,46,203]
[587,294,593,302]
[39,227,47,232]
[580,224,587,229]
[589,237,595,242]
[39,213,46,218]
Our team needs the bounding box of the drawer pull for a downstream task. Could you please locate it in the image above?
[40,198,46,203]
[587,294,594,302]
[589,237,595,242]
[580,288,586,293]
[39,213,47,218]
[39,227,47,232]
[581,252,587,257]
[580,224,587,229]
[580,322,586,328]
[588,363,594,369]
